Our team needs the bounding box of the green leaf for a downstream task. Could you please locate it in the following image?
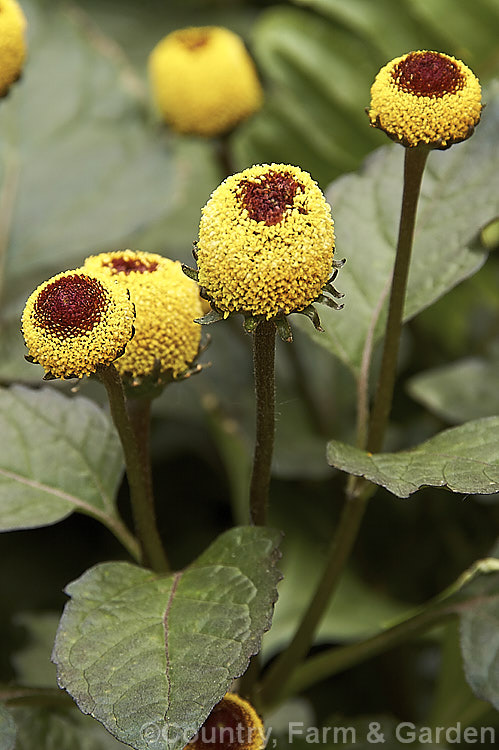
[304,81,499,376]
[292,0,443,59]
[0,705,16,750]
[0,386,137,557]
[8,707,128,749]
[408,357,499,424]
[235,6,380,185]
[52,527,281,750]
[11,612,60,689]
[327,417,499,497]
[460,569,499,711]
[409,0,499,67]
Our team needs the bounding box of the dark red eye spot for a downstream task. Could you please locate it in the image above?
[238,170,306,226]
[34,275,107,336]
[393,52,465,97]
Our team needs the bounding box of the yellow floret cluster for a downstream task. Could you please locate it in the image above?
[148,26,263,137]
[368,51,482,148]
[83,250,202,380]
[0,0,27,97]
[185,693,264,750]
[21,271,135,380]
[196,164,336,319]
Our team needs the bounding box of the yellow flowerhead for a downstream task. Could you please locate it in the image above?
[368,51,482,149]
[83,250,203,384]
[148,26,263,137]
[185,693,264,750]
[21,271,135,380]
[0,0,27,97]
[196,163,336,320]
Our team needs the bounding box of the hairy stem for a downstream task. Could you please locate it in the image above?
[98,365,169,573]
[249,320,276,527]
[367,146,429,453]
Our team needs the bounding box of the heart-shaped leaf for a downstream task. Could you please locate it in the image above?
[327,417,499,497]
[53,526,281,750]
[0,386,138,558]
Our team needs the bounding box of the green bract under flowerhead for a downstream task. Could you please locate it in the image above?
[22,271,135,379]
[196,164,336,320]
[83,250,203,385]
[368,50,482,149]
[0,0,27,97]
[148,26,263,137]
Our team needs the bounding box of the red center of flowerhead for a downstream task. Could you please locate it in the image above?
[188,699,255,750]
[177,29,210,51]
[34,274,107,336]
[238,171,305,226]
[107,257,158,275]
[393,52,464,97]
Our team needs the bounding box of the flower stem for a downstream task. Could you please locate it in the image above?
[97,365,170,573]
[367,145,429,453]
[249,319,276,526]
[258,145,430,705]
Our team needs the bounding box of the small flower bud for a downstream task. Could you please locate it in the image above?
[148,26,263,137]
[0,0,27,97]
[368,50,482,149]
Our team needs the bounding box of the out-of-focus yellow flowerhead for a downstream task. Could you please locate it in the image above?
[196,163,336,320]
[83,250,203,382]
[0,0,27,97]
[368,50,482,149]
[21,271,135,380]
[148,26,263,137]
[185,693,264,750]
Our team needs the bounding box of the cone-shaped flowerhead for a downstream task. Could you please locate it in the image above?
[196,163,336,320]
[185,693,264,750]
[368,50,482,148]
[0,0,27,97]
[22,271,135,379]
[83,250,203,383]
[148,26,263,137]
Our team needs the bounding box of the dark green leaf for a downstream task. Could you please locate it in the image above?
[304,82,499,375]
[8,707,128,749]
[53,527,281,750]
[11,613,60,689]
[460,570,499,711]
[408,357,499,424]
[327,417,499,497]
[0,386,137,557]
[0,705,16,750]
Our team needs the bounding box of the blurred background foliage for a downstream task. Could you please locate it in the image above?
[1,0,499,742]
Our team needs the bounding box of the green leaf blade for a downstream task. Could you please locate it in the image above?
[459,571,499,711]
[0,386,124,532]
[0,705,16,750]
[52,527,281,750]
[327,417,499,497]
